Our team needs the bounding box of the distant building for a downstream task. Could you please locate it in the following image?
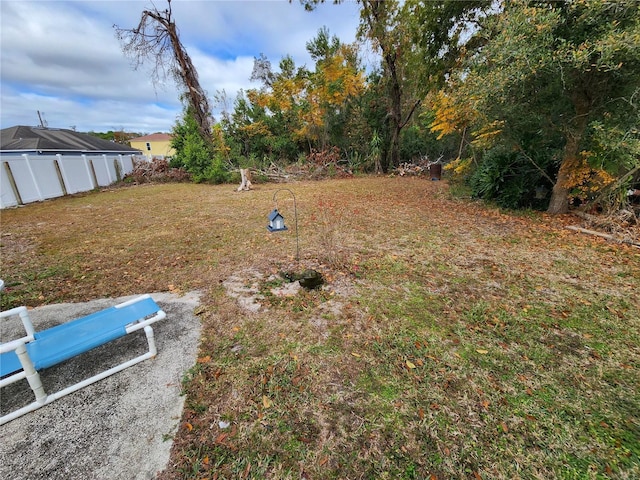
[129,133,174,159]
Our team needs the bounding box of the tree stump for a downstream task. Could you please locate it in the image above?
[237,168,252,191]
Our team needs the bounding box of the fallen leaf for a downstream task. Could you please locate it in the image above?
[185,422,193,431]
[500,422,508,433]
[406,360,416,369]
[476,349,489,354]
[197,356,211,363]
[262,395,272,408]
[351,352,361,358]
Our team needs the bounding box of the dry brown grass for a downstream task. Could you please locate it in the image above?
[1,177,639,479]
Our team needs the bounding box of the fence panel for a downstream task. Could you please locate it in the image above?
[1,156,41,204]
[0,162,19,208]
[84,155,111,186]
[0,153,143,209]
[119,155,135,175]
[28,156,65,200]
[57,155,94,194]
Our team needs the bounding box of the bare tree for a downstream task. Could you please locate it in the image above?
[114,0,212,143]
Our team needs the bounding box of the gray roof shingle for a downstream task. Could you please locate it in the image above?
[1,126,141,154]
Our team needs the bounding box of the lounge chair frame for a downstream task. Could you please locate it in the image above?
[0,294,166,426]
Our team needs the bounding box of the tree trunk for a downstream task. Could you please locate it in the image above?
[167,27,212,144]
[237,169,252,191]
[547,162,571,214]
[141,5,212,145]
[547,92,591,214]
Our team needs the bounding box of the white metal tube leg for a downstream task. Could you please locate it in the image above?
[144,325,157,357]
[15,344,47,403]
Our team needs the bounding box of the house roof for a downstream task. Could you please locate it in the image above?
[0,126,141,154]
[130,133,173,142]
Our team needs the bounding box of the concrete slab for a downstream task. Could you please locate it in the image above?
[0,291,202,480]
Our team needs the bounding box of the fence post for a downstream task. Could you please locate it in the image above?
[114,156,123,182]
[55,154,69,196]
[82,154,98,189]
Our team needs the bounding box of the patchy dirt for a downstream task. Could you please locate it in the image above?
[222,264,358,319]
[222,268,266,313]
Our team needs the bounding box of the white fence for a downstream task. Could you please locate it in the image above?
[0,153,143,209]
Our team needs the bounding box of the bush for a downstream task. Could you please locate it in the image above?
[469,147,552,210]
[198,153,231,184]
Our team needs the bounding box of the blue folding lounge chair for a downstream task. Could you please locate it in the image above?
[0,294,166,425]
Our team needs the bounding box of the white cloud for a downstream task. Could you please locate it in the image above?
[0,0,363,133]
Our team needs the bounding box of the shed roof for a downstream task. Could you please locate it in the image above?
[0,126,141,154]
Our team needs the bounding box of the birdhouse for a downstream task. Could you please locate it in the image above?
[267,209,288,232]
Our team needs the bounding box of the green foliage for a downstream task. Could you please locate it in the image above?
[399,111,459,163]
[585,118,640,174]
[469,146,553,210]
[456,0,640,212]
[403,0,490,92]
[87,130,141,145]
[171,107,230,184]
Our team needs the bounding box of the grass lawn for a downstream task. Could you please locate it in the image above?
[1,177,638,479]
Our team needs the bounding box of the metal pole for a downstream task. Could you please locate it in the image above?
[272,188,299,261]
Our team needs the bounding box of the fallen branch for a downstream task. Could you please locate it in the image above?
[566,225,640,248]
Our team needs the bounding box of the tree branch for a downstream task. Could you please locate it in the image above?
[516,145,555,184]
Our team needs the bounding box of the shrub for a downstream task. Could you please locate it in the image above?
[469,146,552,210]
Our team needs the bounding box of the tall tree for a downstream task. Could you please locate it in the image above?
[403,0,488,92]
[461,0,640,213]
[301,28,365,149]
[359,0,421,171]
[114,0,213,144]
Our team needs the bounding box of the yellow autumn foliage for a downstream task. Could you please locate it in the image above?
[444,157,473,176]
[562,152,616,199]
[471,121,505,149]
[429,90,476,140]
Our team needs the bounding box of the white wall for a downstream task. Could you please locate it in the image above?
[0,153,142,209]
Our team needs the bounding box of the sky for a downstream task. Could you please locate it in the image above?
[0,0,364,134]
